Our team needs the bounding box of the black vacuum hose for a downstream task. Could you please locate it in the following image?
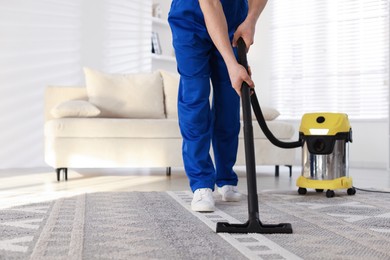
[237,38,302,149]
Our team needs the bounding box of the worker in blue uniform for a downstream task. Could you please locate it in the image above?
[168,0,268,212]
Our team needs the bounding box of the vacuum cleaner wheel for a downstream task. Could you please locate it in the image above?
[347,187,356,195]
[298,187,307,195]
[326,190,335,198]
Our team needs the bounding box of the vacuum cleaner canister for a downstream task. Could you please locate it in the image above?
[296,113,356,198]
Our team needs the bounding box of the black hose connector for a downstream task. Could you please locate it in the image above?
[237,38,302,149]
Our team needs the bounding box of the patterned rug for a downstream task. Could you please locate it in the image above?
[1,190,389,259]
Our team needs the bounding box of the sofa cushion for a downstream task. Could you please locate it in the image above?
[45,118,182,138]
[45,118,294,139]
[51,100,101,118]
[159,70,179,119]
[84,68,165,119]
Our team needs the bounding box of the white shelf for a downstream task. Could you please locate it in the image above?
[152,53,176,62]
[151,17,169,27]
[151,0,176,73]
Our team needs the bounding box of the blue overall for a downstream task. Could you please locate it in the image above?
[168,0,248,192]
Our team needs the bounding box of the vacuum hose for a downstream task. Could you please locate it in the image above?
[237,38,302,149]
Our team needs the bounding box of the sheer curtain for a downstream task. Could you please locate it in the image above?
[269,0,389,120]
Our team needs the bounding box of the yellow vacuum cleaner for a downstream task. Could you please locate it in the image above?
[297,113,355,197]
[216,39,355,235]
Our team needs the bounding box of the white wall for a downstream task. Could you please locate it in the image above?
[0,0,151,168]
[81,0,152,73]
[249,4,389,169]
[248,1,272,107]
[0,0,82,168]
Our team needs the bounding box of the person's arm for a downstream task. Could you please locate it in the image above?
[198,0,253,96]
[233,0,268,50]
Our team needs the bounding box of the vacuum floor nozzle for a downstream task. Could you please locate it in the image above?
[216,220,293,234]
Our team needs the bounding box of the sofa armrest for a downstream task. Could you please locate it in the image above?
[45,86,88,122]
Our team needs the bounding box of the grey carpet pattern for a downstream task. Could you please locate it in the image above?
[0,192,245,260]
[218,190,390,260]
[0,190,389,259]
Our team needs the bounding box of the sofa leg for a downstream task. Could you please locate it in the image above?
[286,165,292,177]
[56,168,61,182]
[55,168,68,181]
[275,165,292,178]
[166,167,171,177]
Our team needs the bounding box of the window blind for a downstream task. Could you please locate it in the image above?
[269,0,389,120]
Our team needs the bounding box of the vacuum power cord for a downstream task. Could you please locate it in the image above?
[353,186,390,194]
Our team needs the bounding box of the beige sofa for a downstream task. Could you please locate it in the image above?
[44,69,296,181]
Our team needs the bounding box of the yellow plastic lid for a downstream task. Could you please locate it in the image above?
[299,113,351,136]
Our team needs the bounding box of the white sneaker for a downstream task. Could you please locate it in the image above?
[218,185,242,202]
[191,188,215,212]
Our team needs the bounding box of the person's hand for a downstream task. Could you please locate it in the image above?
[227,62,254,96]
[232,19,256,52]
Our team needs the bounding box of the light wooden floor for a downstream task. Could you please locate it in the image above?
[0,166,389,210]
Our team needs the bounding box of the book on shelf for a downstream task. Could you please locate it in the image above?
[151,31,162,55]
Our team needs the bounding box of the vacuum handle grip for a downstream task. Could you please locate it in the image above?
[237,37,252,93]
[237,37,249,72]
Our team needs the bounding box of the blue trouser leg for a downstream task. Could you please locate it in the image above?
[174,47,240,191]
[168,0,247,192]
[178,75,216,192]
[168,1,216,192]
